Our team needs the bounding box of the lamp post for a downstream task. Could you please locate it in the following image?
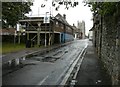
[37,22,41,47]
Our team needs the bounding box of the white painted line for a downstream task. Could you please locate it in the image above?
[73,50,87,79]
[60,44,88,85]
[37,75,49,85]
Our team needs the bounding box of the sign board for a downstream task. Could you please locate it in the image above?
[44,16,50,23]
[17,24,20,31]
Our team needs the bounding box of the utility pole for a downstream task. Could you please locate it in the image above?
[37,22,41,47]
[45,23,47,47]
[17,23,21,44]
[44,12,49,47]
[14,30,17,45]
[18,31,21,44]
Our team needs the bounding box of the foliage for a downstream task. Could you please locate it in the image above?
[41,0,79,11]
[42,0,120,16]
[2,1,33,28]
[85,1,120,16]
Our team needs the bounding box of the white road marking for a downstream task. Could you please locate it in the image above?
[37,75,49,85]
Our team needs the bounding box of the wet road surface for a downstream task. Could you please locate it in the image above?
[3,39,88,85]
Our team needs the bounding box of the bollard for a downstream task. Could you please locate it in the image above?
[11,58,20,67]
[15,58,20,66]
[11,59,16,67]
[22,57,26,60]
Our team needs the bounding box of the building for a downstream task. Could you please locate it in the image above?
[77,21,85,39]
[19,13,74,47]
[88,28,93,41]
[72,24,79,39]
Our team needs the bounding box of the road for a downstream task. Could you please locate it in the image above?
[2,39,88,85]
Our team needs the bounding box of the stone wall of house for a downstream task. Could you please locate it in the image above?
[94,12,120,85]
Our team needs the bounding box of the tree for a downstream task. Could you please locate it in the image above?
[2,1,33,28]
[84,1,120,16]
[41,0,79,11]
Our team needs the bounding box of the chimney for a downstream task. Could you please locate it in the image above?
[73,24,75,26]
[63,14,66,19]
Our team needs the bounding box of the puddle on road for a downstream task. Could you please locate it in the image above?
[42,56,57,63]
[3,45,70,76]
[29,56,59,63]
[26,50,66,63]
[3,44,74,84]
[53,51,62,56]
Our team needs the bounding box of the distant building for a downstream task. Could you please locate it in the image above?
[72,24,80,39]
[77,21,85,39]
[88,28,93,41]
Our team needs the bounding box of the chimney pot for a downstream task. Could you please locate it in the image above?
[63,14,66,19]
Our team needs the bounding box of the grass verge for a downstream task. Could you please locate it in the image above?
[2,43,25,54]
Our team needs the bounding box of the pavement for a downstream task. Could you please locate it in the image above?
[75,41,112,86]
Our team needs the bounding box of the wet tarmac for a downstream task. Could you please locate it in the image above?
[2,40,88,85]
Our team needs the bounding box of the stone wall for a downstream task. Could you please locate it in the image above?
[93,12,120,85]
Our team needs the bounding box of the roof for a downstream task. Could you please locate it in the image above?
[19,19,43,22]
[19,14,69,25]
[55,13,69,26]
[19,17,44,22]
[18,13,73,29]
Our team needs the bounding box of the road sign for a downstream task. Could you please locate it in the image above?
[17,24,20,31]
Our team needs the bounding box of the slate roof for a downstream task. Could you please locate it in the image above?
[55,13,69,26]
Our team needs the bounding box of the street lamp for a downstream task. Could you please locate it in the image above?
[37,22,41,47]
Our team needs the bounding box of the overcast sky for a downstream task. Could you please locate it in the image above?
[27,0,93,35]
